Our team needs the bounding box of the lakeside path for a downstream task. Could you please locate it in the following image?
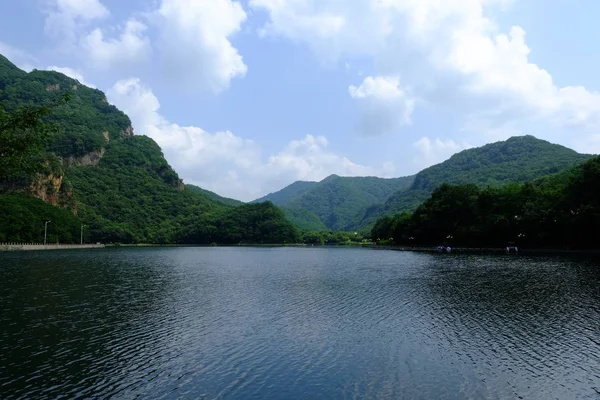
[4,242,594,254]
[0,243,105,251]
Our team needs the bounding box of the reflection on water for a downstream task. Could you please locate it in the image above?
[1,248,599,399]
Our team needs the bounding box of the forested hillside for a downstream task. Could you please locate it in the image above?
[1,51,595,246]
[0,54,298,244]
[372,155,600,249]
[254,180,316,205]
[356,136,593,230]
[186,184,244,207]
[254,174,415,231]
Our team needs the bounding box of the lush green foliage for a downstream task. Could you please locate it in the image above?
[0,55,131,158]
[177,202,300,244]
[281,207,328,231]
[360,136,593,230]
[0,93,70,192]
[255,174,415,231]
[0,55,300,245]
[2,53,596,248]
[299,229,369,245]
[66,136,218,243]
[0,194,81,243]
[372,156,600,249]
[254,180,316,204]
[186,184,244,207]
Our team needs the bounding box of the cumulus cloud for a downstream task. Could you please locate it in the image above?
[153,0,248,93]
[39,0,248,93]
[251,0,600,147]
[250,0,392,63]
[47,65,96,88]
[43,0,109,42]
[107,78,393,200]
[80,19,151,70]
[0,42,37,72]
[413,137,473,169]
[349,76,414,135]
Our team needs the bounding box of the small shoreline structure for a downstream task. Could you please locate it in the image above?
[0,243,105,251]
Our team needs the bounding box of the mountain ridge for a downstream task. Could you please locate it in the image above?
[0,53,299,244]
[254,174,415,231]
[352,135,593,230]
[261,135,593,232]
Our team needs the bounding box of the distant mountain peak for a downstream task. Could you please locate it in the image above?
[352,135,594,230]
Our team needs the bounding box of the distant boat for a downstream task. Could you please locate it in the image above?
[436,245,452,253]
[506,242,518,253]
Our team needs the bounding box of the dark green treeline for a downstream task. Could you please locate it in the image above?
[371,156,600,249]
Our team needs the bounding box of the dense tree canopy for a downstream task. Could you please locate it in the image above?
[372,156,600,249]
[186,184,244,207]
[0,194,81,243]
[0,54,301,245]
[1,53,597,248]
[359,136,593,230]
[177,202,300,245]
[255,174,415,231]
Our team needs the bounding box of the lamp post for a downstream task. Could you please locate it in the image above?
[44,221,51,245]
[80,224,85,245]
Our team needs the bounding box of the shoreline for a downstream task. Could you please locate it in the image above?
[3,242,598,255]
[0,243,105,252]
[109,243,600,254]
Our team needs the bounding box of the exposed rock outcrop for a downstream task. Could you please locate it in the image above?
[61,148,105,168]
[121,125,134,137]
[29,172,75,212]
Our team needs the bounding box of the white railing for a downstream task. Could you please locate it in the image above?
[0,243,105,251]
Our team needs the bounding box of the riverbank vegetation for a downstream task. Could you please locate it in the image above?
[0,194,81,243]
[371,156,600,249]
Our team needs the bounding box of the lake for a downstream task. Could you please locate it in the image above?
[0,247,598,399]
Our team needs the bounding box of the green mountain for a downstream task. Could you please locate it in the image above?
[186,184,244,207]
[356,136,593,230]
[254,180,316,204]
[253,174,415,231]
[280,206,327,231]
[371,155,600,249]
[0,54,299,244]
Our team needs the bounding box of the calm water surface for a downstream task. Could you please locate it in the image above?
[0,247,599,399]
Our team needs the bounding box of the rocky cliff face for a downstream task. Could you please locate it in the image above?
[28,172,75,212]
[121,125,134,137]
[61,148,105,168]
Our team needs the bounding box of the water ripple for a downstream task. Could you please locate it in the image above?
[0,248,599,399]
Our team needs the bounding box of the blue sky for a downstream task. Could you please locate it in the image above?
[1,0,599,201]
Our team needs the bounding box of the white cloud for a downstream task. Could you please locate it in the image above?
[413,137,473,169]
[107,78,393,200]
[42,1,149,72]
[0,42,37,72]
[153,0,248,93]
[349,76,414,135]
[251,0,392,63]
[43,0,109,42]
[40,0,248,93]
[80,19,151,69]
[47,66,96,88]
[252,0,600,147]
[571,134,600,156]
[265,135,394,181]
